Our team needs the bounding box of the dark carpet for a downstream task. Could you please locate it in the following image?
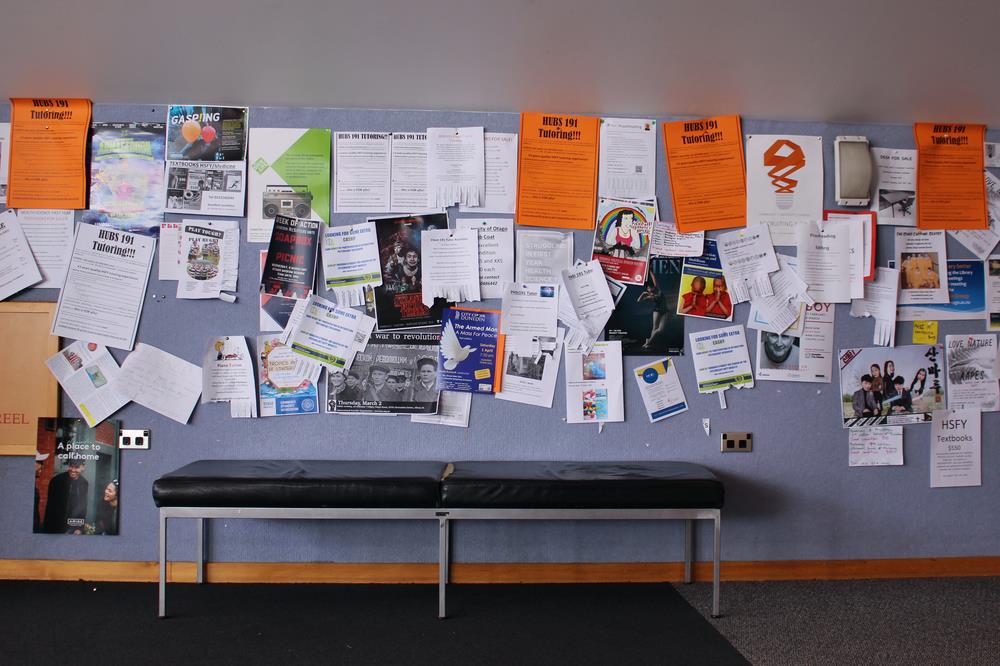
[0,581,746,665]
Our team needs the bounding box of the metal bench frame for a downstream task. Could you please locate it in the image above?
[158,506,722,618]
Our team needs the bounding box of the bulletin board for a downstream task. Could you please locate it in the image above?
[0,104,997,568]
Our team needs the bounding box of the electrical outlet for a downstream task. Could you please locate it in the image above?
[119,429,150,450]
[721,431,752,452]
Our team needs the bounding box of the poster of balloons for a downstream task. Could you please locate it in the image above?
[166,105,248,161]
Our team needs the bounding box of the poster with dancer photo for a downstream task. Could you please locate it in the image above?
[839,345,946,428]
[372,213,449,330]
[676,240,733,321]
[34,418,120,535]
[605,256,684,356]
[590,197,654,284]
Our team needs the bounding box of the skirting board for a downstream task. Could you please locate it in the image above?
[3,557,1000,584]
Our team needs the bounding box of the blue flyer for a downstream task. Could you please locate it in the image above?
[438,308,504,393]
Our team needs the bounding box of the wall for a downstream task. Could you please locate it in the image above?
[0,103,997,567]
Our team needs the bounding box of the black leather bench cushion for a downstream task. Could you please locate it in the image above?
[153,460,448,508]
[441,461,723,509]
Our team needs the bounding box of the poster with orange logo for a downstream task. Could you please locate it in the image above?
[662,115,746,233]
[516,112,599,229]
[914,122,988,230]
[6,98,92,209]
[745,134,823,246]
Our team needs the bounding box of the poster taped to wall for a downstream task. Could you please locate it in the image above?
[839,345,946,428]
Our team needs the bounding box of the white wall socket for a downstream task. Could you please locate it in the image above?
[119,429,150,450]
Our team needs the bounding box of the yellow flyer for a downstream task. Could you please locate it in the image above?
[914,122,987,230]
[662,115,746,233]
[7,98,92,209]
[516,112,599,229]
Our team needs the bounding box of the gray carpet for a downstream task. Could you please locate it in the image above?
[675,577,1000,665]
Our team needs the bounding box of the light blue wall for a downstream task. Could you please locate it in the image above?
[1,104,996,565]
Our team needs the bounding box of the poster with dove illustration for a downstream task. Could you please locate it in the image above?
[438,307,505,393]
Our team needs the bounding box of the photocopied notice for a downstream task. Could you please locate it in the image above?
[516,229,574,283]
[455,218,514,299]
[945,333,999,411]
[16,209,75,288]
[322,221,382,306]
[930,409,981,488]
[0,122,9,204]
[202,336,257,418]
[895,229,949,305]
[0,209,42,300]
[411,390,472,428]
[334,131,391,212]
[117,343,202,424]
[633,357,688,423]
[650,220,704,258]
[598,117,656,201]
[496,331,564,408]
[165,105,248,217]
[564,340,624,424]
[871,148,917,226]
[989,254,1000,332]
[914,122,987,230]
[426,126,485,208]
[52,224,154,351]
[848,426,904,467]
[824,210,876,281]
[756,302,835,383]
[689,325,755,395]
[795,220,853,304]
[560,260,615,351]
[745,134,823,245]
[716,226,779,303]
[850,267,900,347]
[947,171,1000,260]
[390,132,427,211]
[421,227,481,306]
[746,254,811,335]
[501,283,559,338]
[45,341,128,427]
[459,132,517,214]
[159,221,182,280]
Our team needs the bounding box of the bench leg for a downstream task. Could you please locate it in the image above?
[158,511,167,618]
[438,517,449,619]
[711,512,721,618]
[196,518,207,584]
[683,519,693,584]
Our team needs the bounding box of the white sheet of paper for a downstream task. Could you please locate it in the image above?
[0,210,42,300]
[930,409,981,488]
[159,222,182,280]
[495,330,564,408]
[633,357,688,423]
[795,220,853,304]
[426,127,485,208]
[202,336,258,418]
[650,220,704,258]
[895,229,949,305]
[421,227,481,306]
[460,132,518,214]
[989,254,1000,333]
[501,282,559,338]
[755,302,835,383]
[455,218,514,300]
[17,209,74,288]
[322,222,382,307]
[716,226,779,303]
[747,253,812,335]
[45,341,129,427]
[390,132,427,211]
[559,259,615,349]
[823,210,875,283]
[824,217,864,298]
[689,325,755,394]
[947,171,1000,260]
[870,148,916,226]
[0,123,9,205]
[286,295,375,371]
[848,426,903,467]
[850,267,900,347]
[515,230,574,283]
[333,131,391,213]
[564,340,624,424]
[986,143,1000,168]
[946,333,999,411]
[117,343,202,424]
[746,134,824,245]
[52,224,154,351]
[598,117,656,201]
[411,390,472,427]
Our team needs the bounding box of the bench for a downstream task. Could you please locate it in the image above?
[152,460,724,618]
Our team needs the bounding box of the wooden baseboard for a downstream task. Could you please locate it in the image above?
[2,557,999,584]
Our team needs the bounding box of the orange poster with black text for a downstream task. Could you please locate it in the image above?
[662,115,746,233]
[914,122,987,230]
[6,98,92,209]
[516,112,599,229]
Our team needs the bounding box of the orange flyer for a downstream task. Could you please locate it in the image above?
[516,112,599,229]
[914,122,988,230]
[662,115,746,233]
[7,98,92,209]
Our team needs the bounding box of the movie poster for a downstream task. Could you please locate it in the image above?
[604,256,684,356]
[34,418,120,535]
[590,197,654,284]
[80,122,165,236]
[261,215,320,299]
[675,239,733,321]
[327,332,440,414]
[372,213,449,330]
[839,345,946,428]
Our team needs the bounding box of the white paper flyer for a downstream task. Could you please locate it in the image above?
[202,336,258,418]
[45,341,129,427]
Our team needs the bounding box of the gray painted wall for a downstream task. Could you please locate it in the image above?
[0,103,996,566]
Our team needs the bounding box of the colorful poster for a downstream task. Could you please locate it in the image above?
[914,122,987,230]
[676,239,732,321]
[689,325,754,394]
[662,115,746,232]
[604,256,684,356]
[633,357,688,423]
[516,112,599,229]
[248,127,331,243]
[438,307,504,393]
[896,260,986,321]
[591,197,654,284]
[257,335,321,417]
[372,213,449,330]
[165,105,248,216]
[745,134,824,245]
[81,122,165,236]
[261,215,320,299]
[839,345,946,428]
[34,418,120,535]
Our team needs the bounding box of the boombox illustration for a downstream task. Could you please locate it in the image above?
[262,185,313,219]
